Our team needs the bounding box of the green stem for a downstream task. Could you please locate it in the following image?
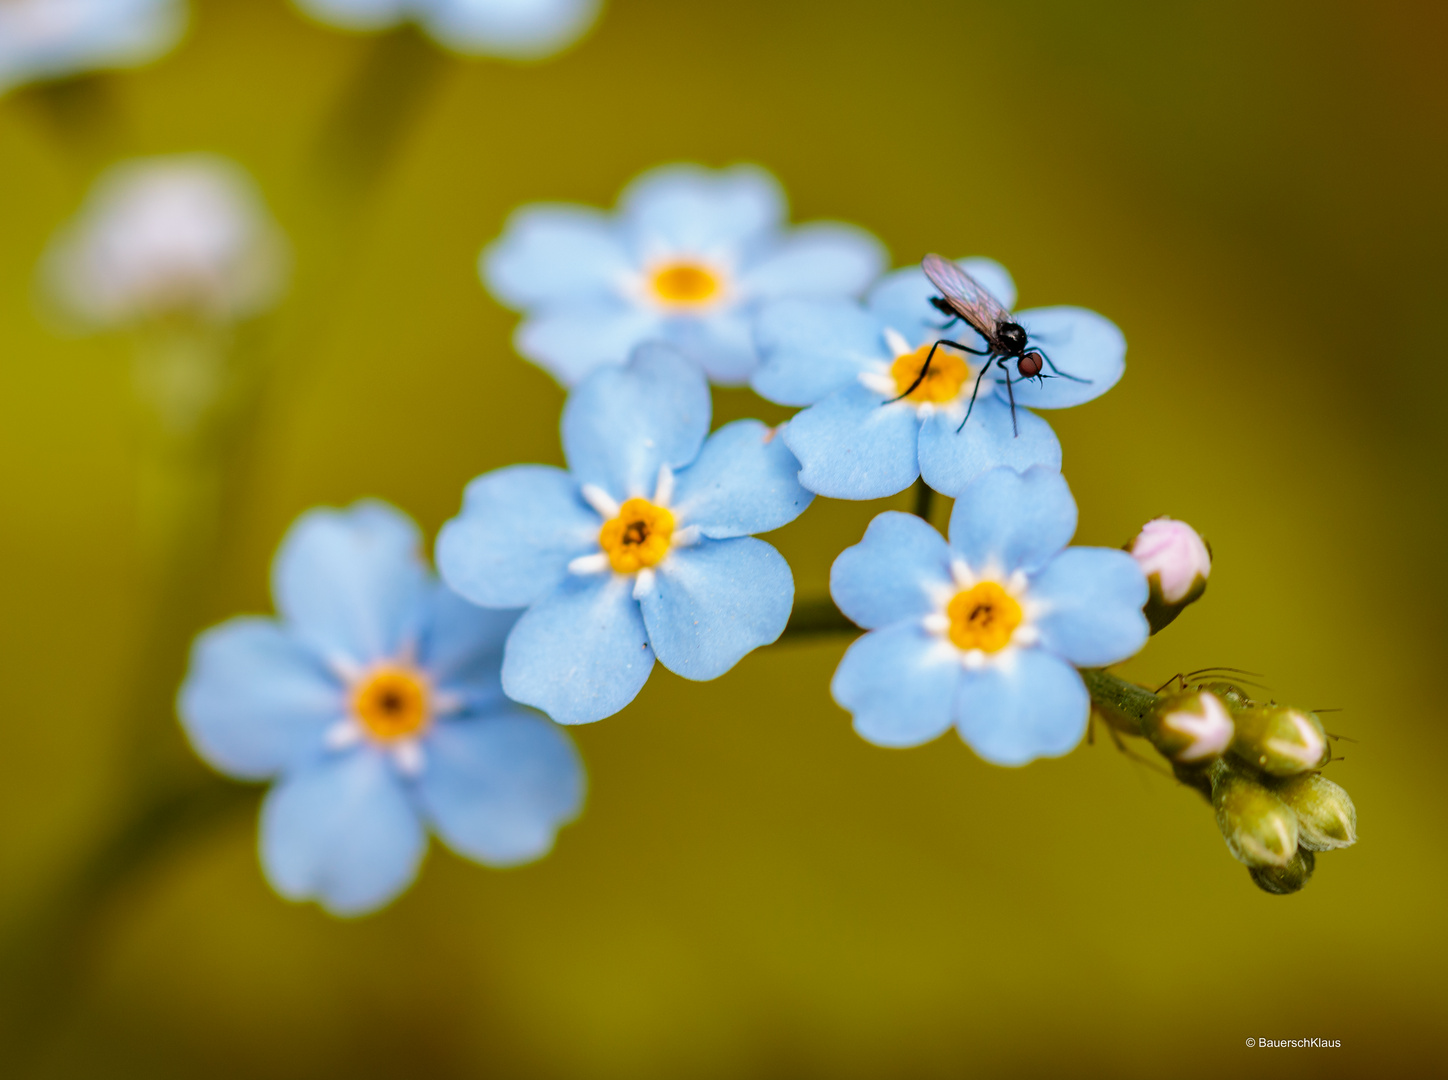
[782,596,859,638]
[312,26,449,197]
[1079,667,1158,738]
[912,478,936,523]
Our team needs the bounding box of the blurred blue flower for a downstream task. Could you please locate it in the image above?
[0,0,186,95]
[179,501,585,917]
[437,343,812,724]
[293,0,601,61]
[481,162,887,386]
[752,258,1125,499]
[830,466,1148,765]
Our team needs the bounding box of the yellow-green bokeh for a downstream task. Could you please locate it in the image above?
[2,1,1444,1076]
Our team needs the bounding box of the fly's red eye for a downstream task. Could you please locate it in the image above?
[1018,353,1043,378]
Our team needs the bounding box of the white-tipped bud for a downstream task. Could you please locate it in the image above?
[1231,705,1330,777]
[1128,517,1211,633]
[1211,765,1299,868]
[1144,690,1235,766]
[1273,773,1357,851]
[41,154,289,328]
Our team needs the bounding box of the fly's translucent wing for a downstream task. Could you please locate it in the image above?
[921,254,1012,341]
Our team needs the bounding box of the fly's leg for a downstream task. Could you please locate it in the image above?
[954,357,997,432]
[888,339,986,403]
[1002,365,1019,437]
[1035,347,1092,384]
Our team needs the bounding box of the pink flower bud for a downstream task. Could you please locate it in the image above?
[1130,518,1211,602]
[1128,518,1211,633]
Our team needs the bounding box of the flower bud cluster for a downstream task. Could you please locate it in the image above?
[1134,677,1356,895]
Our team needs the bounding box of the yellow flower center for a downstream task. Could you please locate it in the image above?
[599,497,675,573]
[353,667,431,742]
[649,261,722,306]
[947,582,1023,653]
[890,343,971,403]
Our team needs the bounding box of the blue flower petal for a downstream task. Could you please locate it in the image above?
[294,0,408,33]
[420,585,520,710]
[178,617,341,780]
[436,465,599,610]
[501,574,653,724]
[260,749,426,917]
[515,301,663,386]
[424,0,601,60]
[656,310,758,386]
[741,223,887,300]
[1029,548,1149,666]
[953,649,1089,766]
[947,466,1077,574]
[417,709,585,866]
[867,258,1016,346]
[917,395,1062,496]
[619,164,784,257]
[1005,307,1126,410]
[750,298,887,407]
[272,501,430,664]
[480,204,631,310]
[831,623,959,748]
[562,343,712,498]
[638,537,793,681]
[830,511,952,630]
[781,384,921,500]
[670,420,813,539]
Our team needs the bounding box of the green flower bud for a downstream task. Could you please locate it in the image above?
[1143,690,1235,766]
[1199,680,1255,711]
[1127,518,1211,634]
[1249,848,1316,895]
[1272,773,1358,851]
[1211,764,1299,867]
[1230,705,1330,776]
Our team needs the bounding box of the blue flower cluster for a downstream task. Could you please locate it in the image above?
[178,160,1149,915]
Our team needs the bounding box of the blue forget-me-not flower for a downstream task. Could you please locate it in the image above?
[752,258,1125,499]
[0,0,186,96]
[830,466,1148,765]
[179,501,585,916]
[292,0,601,59]
[481,163,887,386]
[437,343,812,725]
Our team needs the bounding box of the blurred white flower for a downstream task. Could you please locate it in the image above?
[42,155,289,329]
[0,0,187,95]
[293,0,602,61]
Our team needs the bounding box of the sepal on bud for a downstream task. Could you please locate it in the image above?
[1249,848,1316,895]
[1143,690,1234,766]
[1211,763,1298,868]
[1230,705,1330,777]
[1273,773,1358,851]
[1128,518,1211,634]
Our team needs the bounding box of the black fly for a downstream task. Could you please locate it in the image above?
[892,254,1089,435]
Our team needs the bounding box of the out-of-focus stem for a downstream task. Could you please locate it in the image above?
[312,25,449,198]
[912,477,935,524]
[781,596,859,639]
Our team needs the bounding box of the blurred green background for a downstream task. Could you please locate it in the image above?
[2,1,1445,1076]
